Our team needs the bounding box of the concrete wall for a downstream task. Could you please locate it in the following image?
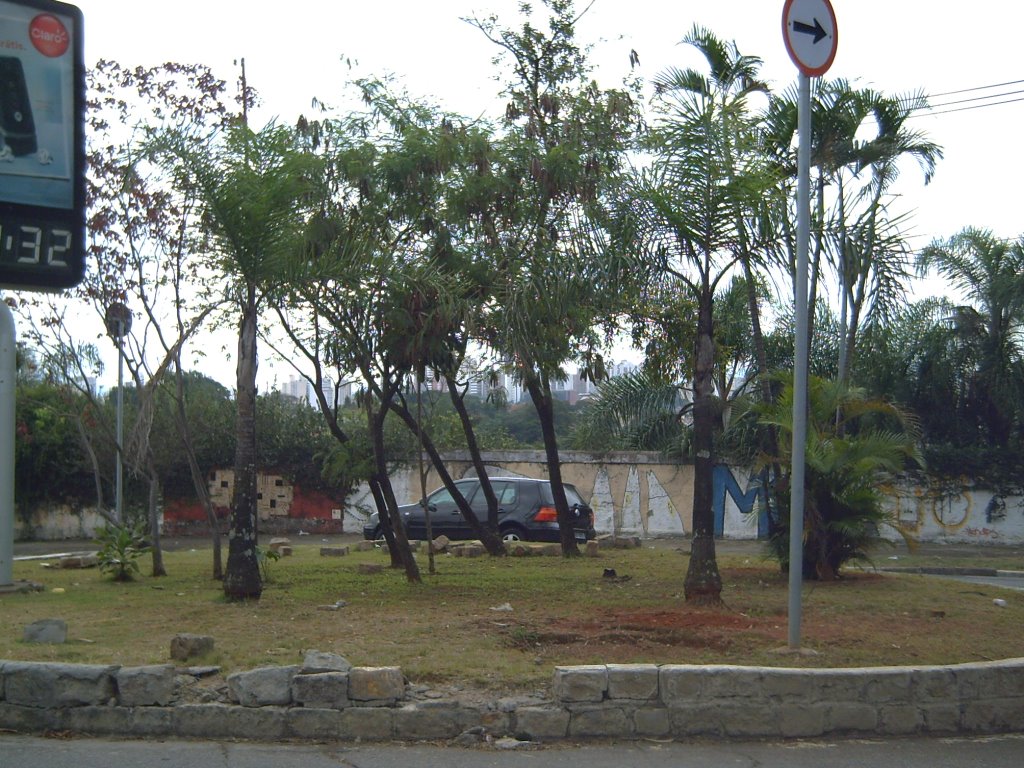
[2,658,1022,741]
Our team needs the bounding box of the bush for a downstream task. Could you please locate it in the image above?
[95,521,151,581]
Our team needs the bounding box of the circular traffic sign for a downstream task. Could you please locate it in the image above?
[782,0,838,77]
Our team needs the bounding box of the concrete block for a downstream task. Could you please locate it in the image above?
[117,664,175,706]
[0,702,62,732]
[701,665,764,699]
[127,706,175,736]
[584,541,600,557]
[291,672,350,709]
[920,703,961,733]
[659,665,706,704]
[568,706,632,738]
[355,540,377,552]
[339,705,394,740]
[717,703,779,737]
[3,661,117,708]
[668,704,724,737]
[513,706,570,741]
[865,669,914,703]
[348,667,405,703]
[227,665,299,707]
[606,664,659,701]
[553,665,607,702]
[268,537,291,552]
[912,667,956,702]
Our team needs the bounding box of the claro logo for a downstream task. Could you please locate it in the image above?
[29,14,70,58]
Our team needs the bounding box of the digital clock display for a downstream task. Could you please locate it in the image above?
[0,209,81,288]
[0,0,85,292]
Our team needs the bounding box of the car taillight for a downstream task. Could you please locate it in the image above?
[533,505,558,523]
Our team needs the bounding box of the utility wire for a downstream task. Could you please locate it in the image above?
[912,95,1024,117]
[925,79,1024,99]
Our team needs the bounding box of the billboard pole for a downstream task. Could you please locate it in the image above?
[0,296,15,586]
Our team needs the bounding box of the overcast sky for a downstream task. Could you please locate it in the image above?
[57,0,1024,386]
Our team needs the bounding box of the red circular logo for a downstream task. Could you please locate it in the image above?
[29,14,70,58]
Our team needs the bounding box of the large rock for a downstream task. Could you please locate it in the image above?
[227,665,299,707]
[292,672,350,709]
[23,619,67,644]
[116,665,175,706]
[302,651,352,674]
[170,633,214,661]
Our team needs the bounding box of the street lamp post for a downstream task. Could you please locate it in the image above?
[104,303,132,525]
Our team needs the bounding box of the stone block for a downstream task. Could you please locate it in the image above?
[606,664,659,701]
[3,661,117,708]
[878,704,923,735]
[568,706,632,738]
[320,546,350,557]
[538,544,561,557]
[170,633,214,661]
[920,703,961,733]
[0,702,62,732]
[826,702,879,732]
[227,665,299,707]
[864,669,914,703]
[355,540,377,552]
[394,703,467,740]
[513,706,570,741]
[668,704,724,737]
[611,536,641,548]
[633,707,671,737]
[348,667,405,703]
[279,546,293,556]
[430,535,450,553]
[717,703,779,737]
[175,703,287,740]
[63,705,132,735]
[59,555,98,569]
[763,667,816,701]
[701,665,764,700]
[777,703,827,737]
[339,705,394,740]
[553,665,607,703]
[508,544,531,557]
[116,664,175,706]
[292,672,350,709]
[127,706,175,736]
[287,707,343,739]
[302,650,352,674]
[584,540,600,557]
[23,618,67,644]
[912,667,956,702]
[659,665,706,704]
[268,537,291,552]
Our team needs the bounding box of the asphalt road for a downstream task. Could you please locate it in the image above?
[3,734,1024,767]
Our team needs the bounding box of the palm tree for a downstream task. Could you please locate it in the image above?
[744,374,923,580]
[146,122,319,600]
[918,228,1024,447]
[624,26,774,604]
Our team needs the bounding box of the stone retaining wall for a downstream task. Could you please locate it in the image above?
[2,658,1023,742]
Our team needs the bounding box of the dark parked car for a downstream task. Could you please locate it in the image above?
[361,477,596,544]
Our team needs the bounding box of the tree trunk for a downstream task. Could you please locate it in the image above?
[369,398,420,583]
[146,457,166,577]
[525,374,580,557]
[388,396,506,556]
[223,286,262,600]
[684,284,723,604]
[445,375,501,535]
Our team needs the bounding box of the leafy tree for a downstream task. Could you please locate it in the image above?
[917,228,1024,450]
[466,0,640,555]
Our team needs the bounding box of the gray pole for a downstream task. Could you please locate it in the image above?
[115,320,124,525]
[0,296,16,586]
[788,71,812,649]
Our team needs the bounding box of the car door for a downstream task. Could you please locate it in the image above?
[477,479,520,529]
[416,480,479,540]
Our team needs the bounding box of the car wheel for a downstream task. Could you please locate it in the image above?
[500,525,528,543]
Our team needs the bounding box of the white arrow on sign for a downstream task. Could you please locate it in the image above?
[782,0,838,77]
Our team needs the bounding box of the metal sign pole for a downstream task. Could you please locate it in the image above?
[0,296,15,586]
[788,72,812,649]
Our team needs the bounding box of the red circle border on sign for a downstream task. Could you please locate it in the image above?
[781,0,838,77]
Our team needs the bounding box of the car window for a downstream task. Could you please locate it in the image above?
[429,481,478,506]
[540,482,585,506]
[493,482,518,506]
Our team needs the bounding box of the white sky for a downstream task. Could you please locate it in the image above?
[46,0,1024,387]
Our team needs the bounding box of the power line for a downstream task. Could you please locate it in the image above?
[912,95,1024,117]
[925,79,1024,99]
[927,87,1024,110]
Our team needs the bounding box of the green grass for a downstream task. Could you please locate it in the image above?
[3,544,1023,694]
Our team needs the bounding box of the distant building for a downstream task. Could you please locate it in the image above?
[279,375,353,408]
